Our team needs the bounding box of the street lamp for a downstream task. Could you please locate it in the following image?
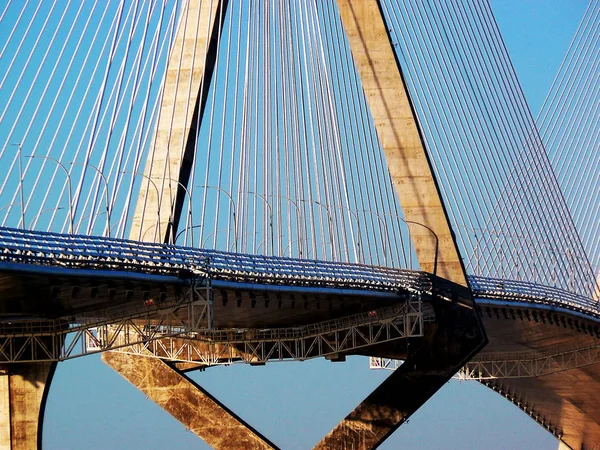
[123,171,163,242]
[297,198,335,260]
[358,208,390,266]
[331,205,363,264]
[27,155,73,234]
[269,194,305,257]
[29,207,64,229]
[247,191,274,255]
[162,177,194,246]
[197,185,238,252]
[71,162,111,237]
[404,220,439,276]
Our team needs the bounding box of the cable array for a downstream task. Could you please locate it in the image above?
[177,0,414,267]
[0,0,181,238]
[0,0,596,297]
[536,0,600,295]
[381,0,596,296]
[0,0,416,270]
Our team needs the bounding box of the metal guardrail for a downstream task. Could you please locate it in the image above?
[0,226,430,293]
[1,227,597,314]
[469,275,600,318]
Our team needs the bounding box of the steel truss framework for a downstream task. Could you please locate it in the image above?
[0,286,426,363]
[105,296,427,365]
[0,278,212,363]
[372,343,600,380]
[458,344,600,380]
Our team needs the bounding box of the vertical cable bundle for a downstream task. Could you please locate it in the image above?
[0,0,181,238]
[0,0,418,270]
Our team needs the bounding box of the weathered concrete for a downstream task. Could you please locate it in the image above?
[0,362,56,450]
[102,352,278,449]
[314,294,487,450]
[336,0,466,286]
[131,0,226,243]
[107,1,276,445]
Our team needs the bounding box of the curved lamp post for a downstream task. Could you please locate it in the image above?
[247,191,274,255]
[71,162,111,237]
[198,185,238,252]
[27,155,73,234]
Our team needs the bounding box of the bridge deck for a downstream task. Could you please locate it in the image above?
[2,227,600,448]
[476,302,600,448]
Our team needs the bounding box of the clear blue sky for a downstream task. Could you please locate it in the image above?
[42,2,588,449]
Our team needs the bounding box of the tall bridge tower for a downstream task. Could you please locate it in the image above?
[104,1,485,448]
[0,0,598,449]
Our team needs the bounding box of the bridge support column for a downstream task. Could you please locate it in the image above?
[102,352,278,450]
[0,362,57,450]
[314,296,486,450]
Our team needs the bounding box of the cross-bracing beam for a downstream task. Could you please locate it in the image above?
[102,351,278,450]
[314,294,486,450]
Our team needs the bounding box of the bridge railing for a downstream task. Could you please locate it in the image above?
[0,226,432,293]
[470,275,600,317]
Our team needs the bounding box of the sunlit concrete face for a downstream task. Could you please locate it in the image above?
[0,363,55,450]
[102,351,277,449]
[336,0,467,287]
[130,0,221,244]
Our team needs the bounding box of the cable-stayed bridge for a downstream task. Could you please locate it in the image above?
[0,1,599,449]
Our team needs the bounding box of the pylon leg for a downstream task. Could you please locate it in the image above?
[0,362,57,450]
[314,298,486,450]
[102,352,278,450]
[335,0,467,286]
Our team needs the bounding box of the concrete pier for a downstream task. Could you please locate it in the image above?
[314,296,486,449]
[103,352,277,449]
[0,363,56,450]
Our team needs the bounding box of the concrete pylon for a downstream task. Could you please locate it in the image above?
[335,0,467,287]
[0,362,57,450]
[130,0,228,244]
[313,296,487,449]
[105,2,278,447]
[102,352,278,449]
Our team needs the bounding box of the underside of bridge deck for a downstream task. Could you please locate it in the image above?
[474,303,600,449]
[314,294,486,450]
